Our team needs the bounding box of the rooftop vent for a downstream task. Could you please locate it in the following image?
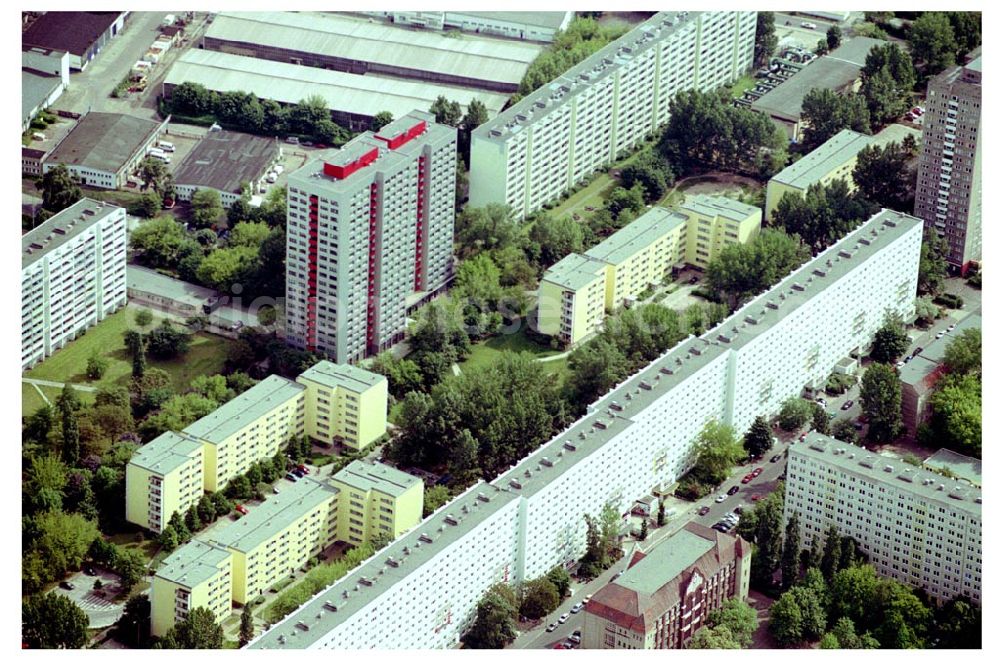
[610,401,623,411]
[386,558,399,568]
[359,577,373,587]
[766,300,779,310]
[948,487,968,500]
[594,420,607,430]
[937,484,946,491]
[444,515,458,526]
[884,218,897,228]
[809,441,826,452]
[813,268,827,278]
[791,282,805,292]
[509,479,522,490]
[296,622,310,632]
[660,366,674,375]
[860,456,875,469]
[859,237,872,246]
[839,249,854,259]
[883,464,894,473]
[690,346,702,356]
[639,380,653,391]
[564,441,577,452]
[418,533,434,544]
[745,315,760,325]
[477,493,491,503]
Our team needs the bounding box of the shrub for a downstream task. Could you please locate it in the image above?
[933,293,964,309]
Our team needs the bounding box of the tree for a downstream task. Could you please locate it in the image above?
[24,404,55,445]
[131,332,146,379]
[86,351,109,380]
[830,418,858,444]
[933,596,981,649]
[527,213,583,267]
[168,606,225,648]
[184,504,203,533]
[791,585,828,640]
[689,624,742,649]
[29,511,99,584]
[546,567,571,599]
[811,404,830,435]
[819,525,842,579]
[40,164,82,214]
[860,363,903,442]
[853,142,913,210]
[860,44,916,128]
[196,245,258,291]
[113,547,146,593]
[566,338,630,406]
[777,398,813,432]
[706,229,809,309]
[130,189,162,218]
[429,95,462,127]
[114,595,152,648]
[918,229,948,295]
[769,591,805,646]
[826,25,842,50]
[947,12,981,60]
[139,157,172,195]
[191,374,233,404]
[462,98,489,131]
[228,221,271,248]
[57,386,81,466]
[800,89,871,150]
[454,204,521,258]
[928,374,981,456]
[747,488,784,589]
[743,416,773,459]
[370,111,393,131]
[22,593,89,648]
[656,500,666,527]
[135,309,154,328]
[190,189,224,229]
[422,485,451,518]
[619,148,674,202]
[239,607,255,646]
[689,420,746,486]
[909,12,958,74]
[370,353,423,399]
[519,577,560,620]
[464,589,517,649]
[604,184,646,221]
[781,512,801,590]
[145,320,192,360]
[753,12,778,68]
[943,328,981,377]
[706,598,758,647]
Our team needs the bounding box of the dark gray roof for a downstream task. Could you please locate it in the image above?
[173,130,279,195]
[22,12,123,57]
[22,69,61,125]
[47,112,160,173]
[752,37,888,121]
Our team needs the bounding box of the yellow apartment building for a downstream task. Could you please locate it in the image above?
[296,361,388,450]
[150,462,422,635]
[329,460,424,546]
[538,199,760,346]
[125,432,206,533]
[677,194,762,269]
[151,539,233,637]
[536,254,609,344]
[765,129,871,220]
[183,375,306,492]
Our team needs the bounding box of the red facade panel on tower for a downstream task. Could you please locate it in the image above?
[323,147,379,180]
[375,120,427,150]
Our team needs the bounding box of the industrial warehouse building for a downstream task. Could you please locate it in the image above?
[200,11,541,94]
[164,49,507,132]
[22,11,128,71]
[752,37,887,142]
[353,10,574,43]
[470,11,757,219]
[249,210,922,649]
[172,130,281,207]
[43,112,168,189]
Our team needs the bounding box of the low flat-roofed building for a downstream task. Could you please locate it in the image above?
[127,264,217,319]
[208,477,339,604]
[296,361,388,449]
[164,49,507,132]
[357,11,573,43]
[22,147,48,176]
[923,449,982,487]
[22,11,128,70]
[21,199,127,370]
[43,112,167,189]
[126,431,206,533]
[172,130,281,207]
[151,539,233,636]
[183,375,307,491]
[785,433,982,604]
[582,523,751,649]
[752,37,887,142]
[22,69,65,133]
[22,45,70,85]
[202,11,541,93]
[330,460,424,546]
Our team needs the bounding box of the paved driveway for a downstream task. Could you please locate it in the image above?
[51,569,125,628]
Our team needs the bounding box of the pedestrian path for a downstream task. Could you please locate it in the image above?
[22,377,97,392]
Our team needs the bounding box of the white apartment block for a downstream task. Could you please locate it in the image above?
[250,209,922,650]
[285,110,456,363]
[785,434,982,605]
[21,199,127,370]
[469,11,756,219]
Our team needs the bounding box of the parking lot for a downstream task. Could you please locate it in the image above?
[50,567,126,628]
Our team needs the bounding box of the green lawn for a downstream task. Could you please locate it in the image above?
[460,323,561,374]
[550,173,617,219]
[730,74,756,99]
[22,307,230,417]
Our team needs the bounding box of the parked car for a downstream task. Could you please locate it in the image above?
[558,613,570,624]
[715,494,727,503]
[83,566,95,576]
[751,494,762,502]
[292,468,306,478]
[733,505,744,515]
[801,21,817,29]
[553,643,566,649]
[698,506,711,516]
[841,400,854,411]
[727,485,740,496]
[235,504,249,515]
[547,623,557,633]
[770,454,782,463]
[571,602,584,614]
[752,467,763,477]
[741,474,753,484]
[583,594,593,605]
[904,355,913,363]
[297,464,310,474]
[285,472,298,482]
[799,432,808,441]
[914,346,924,355]
[59,581,75,590]
[688,276,699,285]
[815,397,827,407]
[948,323,956,331]
[936,331,945,339]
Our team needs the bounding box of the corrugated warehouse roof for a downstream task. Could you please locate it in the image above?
[46,112,161,173]
[22,69,61,126]
[165,49,508,120]
[172,130,279,195]
[206,11,541,86]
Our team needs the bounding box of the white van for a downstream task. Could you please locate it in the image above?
[157,140,175,152]
[266,172,278,184]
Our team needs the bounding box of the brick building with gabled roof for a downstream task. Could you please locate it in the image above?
[582,523,751,649]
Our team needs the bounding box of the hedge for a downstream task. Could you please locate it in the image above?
[265,543,376,623]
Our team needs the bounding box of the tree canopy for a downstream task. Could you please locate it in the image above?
[706,228,810,309]
[800,89,871,150]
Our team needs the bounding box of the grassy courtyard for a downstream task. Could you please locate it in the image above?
[22,307,230,417]
[459,322,562,374]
